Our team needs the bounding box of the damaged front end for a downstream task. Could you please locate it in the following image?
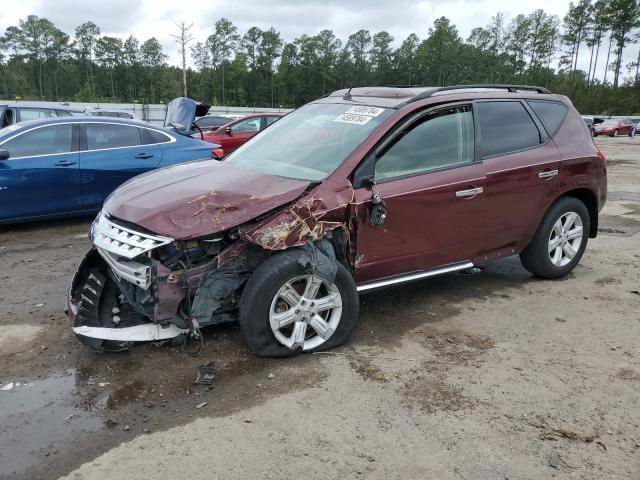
[68,211,262,352]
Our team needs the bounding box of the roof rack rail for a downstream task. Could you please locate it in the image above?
[406,84,551,104]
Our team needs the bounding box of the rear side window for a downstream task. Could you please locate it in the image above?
[142,129,171,145]
[17,108,53,122]
[528,101,568,137]
[86,124,141,150]
[56,110,73,117]
[476,101,541,158]
[2,125,73,158]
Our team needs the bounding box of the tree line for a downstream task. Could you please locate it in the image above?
[1,0,639,115]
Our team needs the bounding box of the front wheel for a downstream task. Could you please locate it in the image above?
[520,197,590,279]
[239,249,359,357]
[612,129,619,137]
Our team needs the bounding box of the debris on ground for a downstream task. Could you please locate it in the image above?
[548,449,561,468]
[64,414,74,421]
[1,382,14,391]
[123,425,130,431]
[194,361,216,385]
[195,402,208,409]
[540,428,597,443]
[598,226,626,234]
[460,267,483,275]
[267,373,275,379]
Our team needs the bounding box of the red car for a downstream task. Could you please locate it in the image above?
[201,113,284,154]
[69,85,607,357]
[593,117,635,137]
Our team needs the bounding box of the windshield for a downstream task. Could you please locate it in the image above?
[225,103,393,181]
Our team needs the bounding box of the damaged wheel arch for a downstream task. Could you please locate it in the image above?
[239,241,359,357]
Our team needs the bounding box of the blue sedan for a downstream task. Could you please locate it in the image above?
[0,117,220,224]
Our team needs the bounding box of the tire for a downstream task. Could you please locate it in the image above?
[239,249,359,357]
[520,196,590,279]
[613,129,619,137]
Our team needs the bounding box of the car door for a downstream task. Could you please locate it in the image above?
[0,123,81,221]
[79,123,163,209]
[222,117,262,153]
[353,104,487,283]
[476,100,564,258]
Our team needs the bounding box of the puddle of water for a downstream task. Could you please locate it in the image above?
[0,371,103,478]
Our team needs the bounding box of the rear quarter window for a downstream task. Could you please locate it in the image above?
[142,129,172,145]
[527,101,569,137]
[476,101,542,158]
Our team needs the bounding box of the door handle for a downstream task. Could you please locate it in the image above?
[54,160,76,166]
[455,186,484,198]
[135,153,153,159]
[538,169,558,180]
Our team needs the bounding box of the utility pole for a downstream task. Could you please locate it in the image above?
[170,20,194,97]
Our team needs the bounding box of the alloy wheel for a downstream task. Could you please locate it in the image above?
[269,275,342,351]
[548,211,583,267]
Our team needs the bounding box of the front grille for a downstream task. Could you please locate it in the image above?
[92,213,173,259]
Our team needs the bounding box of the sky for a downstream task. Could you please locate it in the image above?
[2,0,639,82]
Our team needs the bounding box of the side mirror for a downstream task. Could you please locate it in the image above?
[225,126,232,135]
[0,149,10,160]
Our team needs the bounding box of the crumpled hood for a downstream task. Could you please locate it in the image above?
[104,160,310,239]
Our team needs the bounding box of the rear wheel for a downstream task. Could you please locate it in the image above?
[239,249,359,357]
[520,197,590,279]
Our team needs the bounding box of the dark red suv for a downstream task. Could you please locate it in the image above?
[68,85,607,357]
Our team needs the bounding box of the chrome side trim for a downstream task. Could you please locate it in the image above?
[0,121,176,161]
[73,324,188,342]
[356,262,474,293]
[97,248,151,290]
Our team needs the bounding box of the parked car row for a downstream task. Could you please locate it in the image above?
[593,117,636,137]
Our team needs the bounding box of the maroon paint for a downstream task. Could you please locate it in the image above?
[104,159,309,239]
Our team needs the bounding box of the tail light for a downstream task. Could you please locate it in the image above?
[596,146,606,166]
[212,148,224,159]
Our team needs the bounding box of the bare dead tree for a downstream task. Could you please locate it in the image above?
[170,19,194,97]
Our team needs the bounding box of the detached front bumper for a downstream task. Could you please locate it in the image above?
[67,213,196,350]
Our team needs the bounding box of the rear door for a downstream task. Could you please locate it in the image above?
[477,99,565,258]
[79,123,162,209]
[353,104,487,283]
[0,123,81,221]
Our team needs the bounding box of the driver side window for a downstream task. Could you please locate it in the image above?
[375,106,475,181]
[231,118,260,134]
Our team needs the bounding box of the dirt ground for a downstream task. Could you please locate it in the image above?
[1,136,639,480]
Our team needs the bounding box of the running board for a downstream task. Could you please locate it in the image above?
[356,262,474,293]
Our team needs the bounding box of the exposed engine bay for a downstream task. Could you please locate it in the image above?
[68,210,343,352]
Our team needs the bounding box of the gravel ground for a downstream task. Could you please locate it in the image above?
[1,136,639,480]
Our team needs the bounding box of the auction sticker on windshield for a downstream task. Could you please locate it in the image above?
[345,106,386,117]
[334,113,375,125]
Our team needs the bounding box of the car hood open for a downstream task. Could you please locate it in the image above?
[104,160,310,239]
